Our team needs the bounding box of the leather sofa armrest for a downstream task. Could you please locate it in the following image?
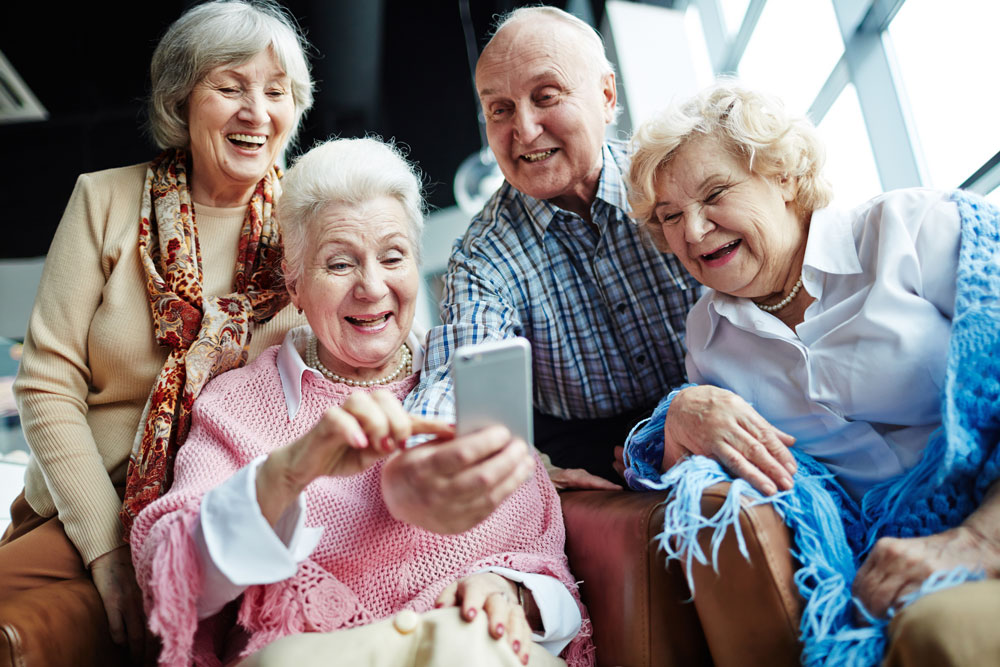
[560,490,711,667]
[687,482,802,667]
[0,577,129,667]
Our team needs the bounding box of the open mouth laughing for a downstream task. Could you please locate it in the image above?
[345,313,393,331]
[227,133,267,150]
[520,148,558,162]
[700,239,741,265]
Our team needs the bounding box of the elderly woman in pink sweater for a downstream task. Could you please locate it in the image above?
[130,138,593,667]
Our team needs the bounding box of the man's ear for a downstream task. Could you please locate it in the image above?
[601,72,617,124]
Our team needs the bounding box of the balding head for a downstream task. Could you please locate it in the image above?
[485,6,615,81]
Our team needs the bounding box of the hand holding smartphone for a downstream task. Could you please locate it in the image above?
[453,338,533,446]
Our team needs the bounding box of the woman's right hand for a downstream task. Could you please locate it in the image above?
[436,572,534,665]
[256,390,453,525]
[665,385,797,495]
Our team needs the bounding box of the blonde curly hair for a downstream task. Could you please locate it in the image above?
[628,80,832,251]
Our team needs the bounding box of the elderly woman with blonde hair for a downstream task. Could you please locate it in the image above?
[624,81,1000,666]
[131,137,594,667]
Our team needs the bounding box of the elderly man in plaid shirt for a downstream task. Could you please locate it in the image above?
[389,5,697,529]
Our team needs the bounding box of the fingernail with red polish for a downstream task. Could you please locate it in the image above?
[465,608,476,621]
[495,624,505,637]
[382,435,395,452]
[512,640,521,653]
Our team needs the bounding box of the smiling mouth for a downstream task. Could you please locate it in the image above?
[521,148,557,163]
[227,133,267,150]
[701,239,741,261]
[346,313,391,327]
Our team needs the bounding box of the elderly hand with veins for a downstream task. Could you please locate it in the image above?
[665,385,798,496]
[256,390,453,527]
[381,425,537,534]
[853,482,1000,618]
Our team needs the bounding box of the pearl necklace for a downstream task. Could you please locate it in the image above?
[754,276,803,313]
[305,335,412,387]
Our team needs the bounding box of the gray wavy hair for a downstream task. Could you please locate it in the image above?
[279,137,426,289]
[147,0,314,150]
[629,80,833,251]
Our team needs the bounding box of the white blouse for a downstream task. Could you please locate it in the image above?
[686,189,960,500]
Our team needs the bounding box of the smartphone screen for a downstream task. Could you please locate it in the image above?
[453,338,533,446]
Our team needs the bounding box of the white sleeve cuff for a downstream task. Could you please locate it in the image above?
[481,566,582,656]
[194,455,323,618]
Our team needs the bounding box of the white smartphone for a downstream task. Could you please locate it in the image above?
[453,338,534,446]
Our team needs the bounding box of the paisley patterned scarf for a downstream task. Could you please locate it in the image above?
[120,148,289,537]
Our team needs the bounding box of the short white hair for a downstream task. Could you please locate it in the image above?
[279,137,426,288]
[148,0,314,150]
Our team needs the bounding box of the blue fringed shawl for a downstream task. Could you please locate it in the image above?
[624,191,1000,666]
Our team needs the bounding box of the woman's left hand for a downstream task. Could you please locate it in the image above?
[436,572,533,665]
[853,525,1000,618]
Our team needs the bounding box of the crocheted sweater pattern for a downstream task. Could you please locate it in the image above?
[132,346,593,666]
[625,190,1000,665]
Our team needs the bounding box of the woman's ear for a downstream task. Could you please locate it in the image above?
[778,174,798,203]
[283,260,300,307]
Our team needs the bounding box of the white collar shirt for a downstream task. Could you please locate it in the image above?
[686,188,961,500]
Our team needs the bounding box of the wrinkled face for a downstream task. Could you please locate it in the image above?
[187,48,295,206]
[287,197,419,378]
[476,19,616,213]
[652,136,803,299]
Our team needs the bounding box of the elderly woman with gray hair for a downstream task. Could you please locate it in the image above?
[624,81,1000,665]
[130,137,592,667]
[1,0,312,660]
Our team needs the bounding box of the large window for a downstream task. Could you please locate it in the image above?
[681,0,999,205]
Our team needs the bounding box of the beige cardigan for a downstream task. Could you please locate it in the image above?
[13,162,304,565]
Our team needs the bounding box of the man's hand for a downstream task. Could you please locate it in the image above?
[854,526,1000,618]
[539,451,620,491]
[381,425,535,534]
[90,545,150,663]
[665,385,797,495]
[853,480,1000,619]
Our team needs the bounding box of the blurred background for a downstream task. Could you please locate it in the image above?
[1,0,998,512]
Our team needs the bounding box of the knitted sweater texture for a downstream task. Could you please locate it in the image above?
[13,163,303,564]
[132,346,593,666]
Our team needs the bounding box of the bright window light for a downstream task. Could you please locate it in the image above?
[736,0,842,114]
[889,0,1000,189]
[986,187,1000,208]
[817,82,882,209]
[719,0,751,36]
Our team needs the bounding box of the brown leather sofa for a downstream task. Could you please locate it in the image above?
[0,577,129,667]
[2,484,800,667]
[560,484,802,667]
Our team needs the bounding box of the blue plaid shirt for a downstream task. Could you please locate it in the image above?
[406,141,699,421]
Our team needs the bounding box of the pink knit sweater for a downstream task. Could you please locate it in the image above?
[131,346,593,666]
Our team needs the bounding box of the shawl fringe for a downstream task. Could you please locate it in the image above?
[625,190,1000,667]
